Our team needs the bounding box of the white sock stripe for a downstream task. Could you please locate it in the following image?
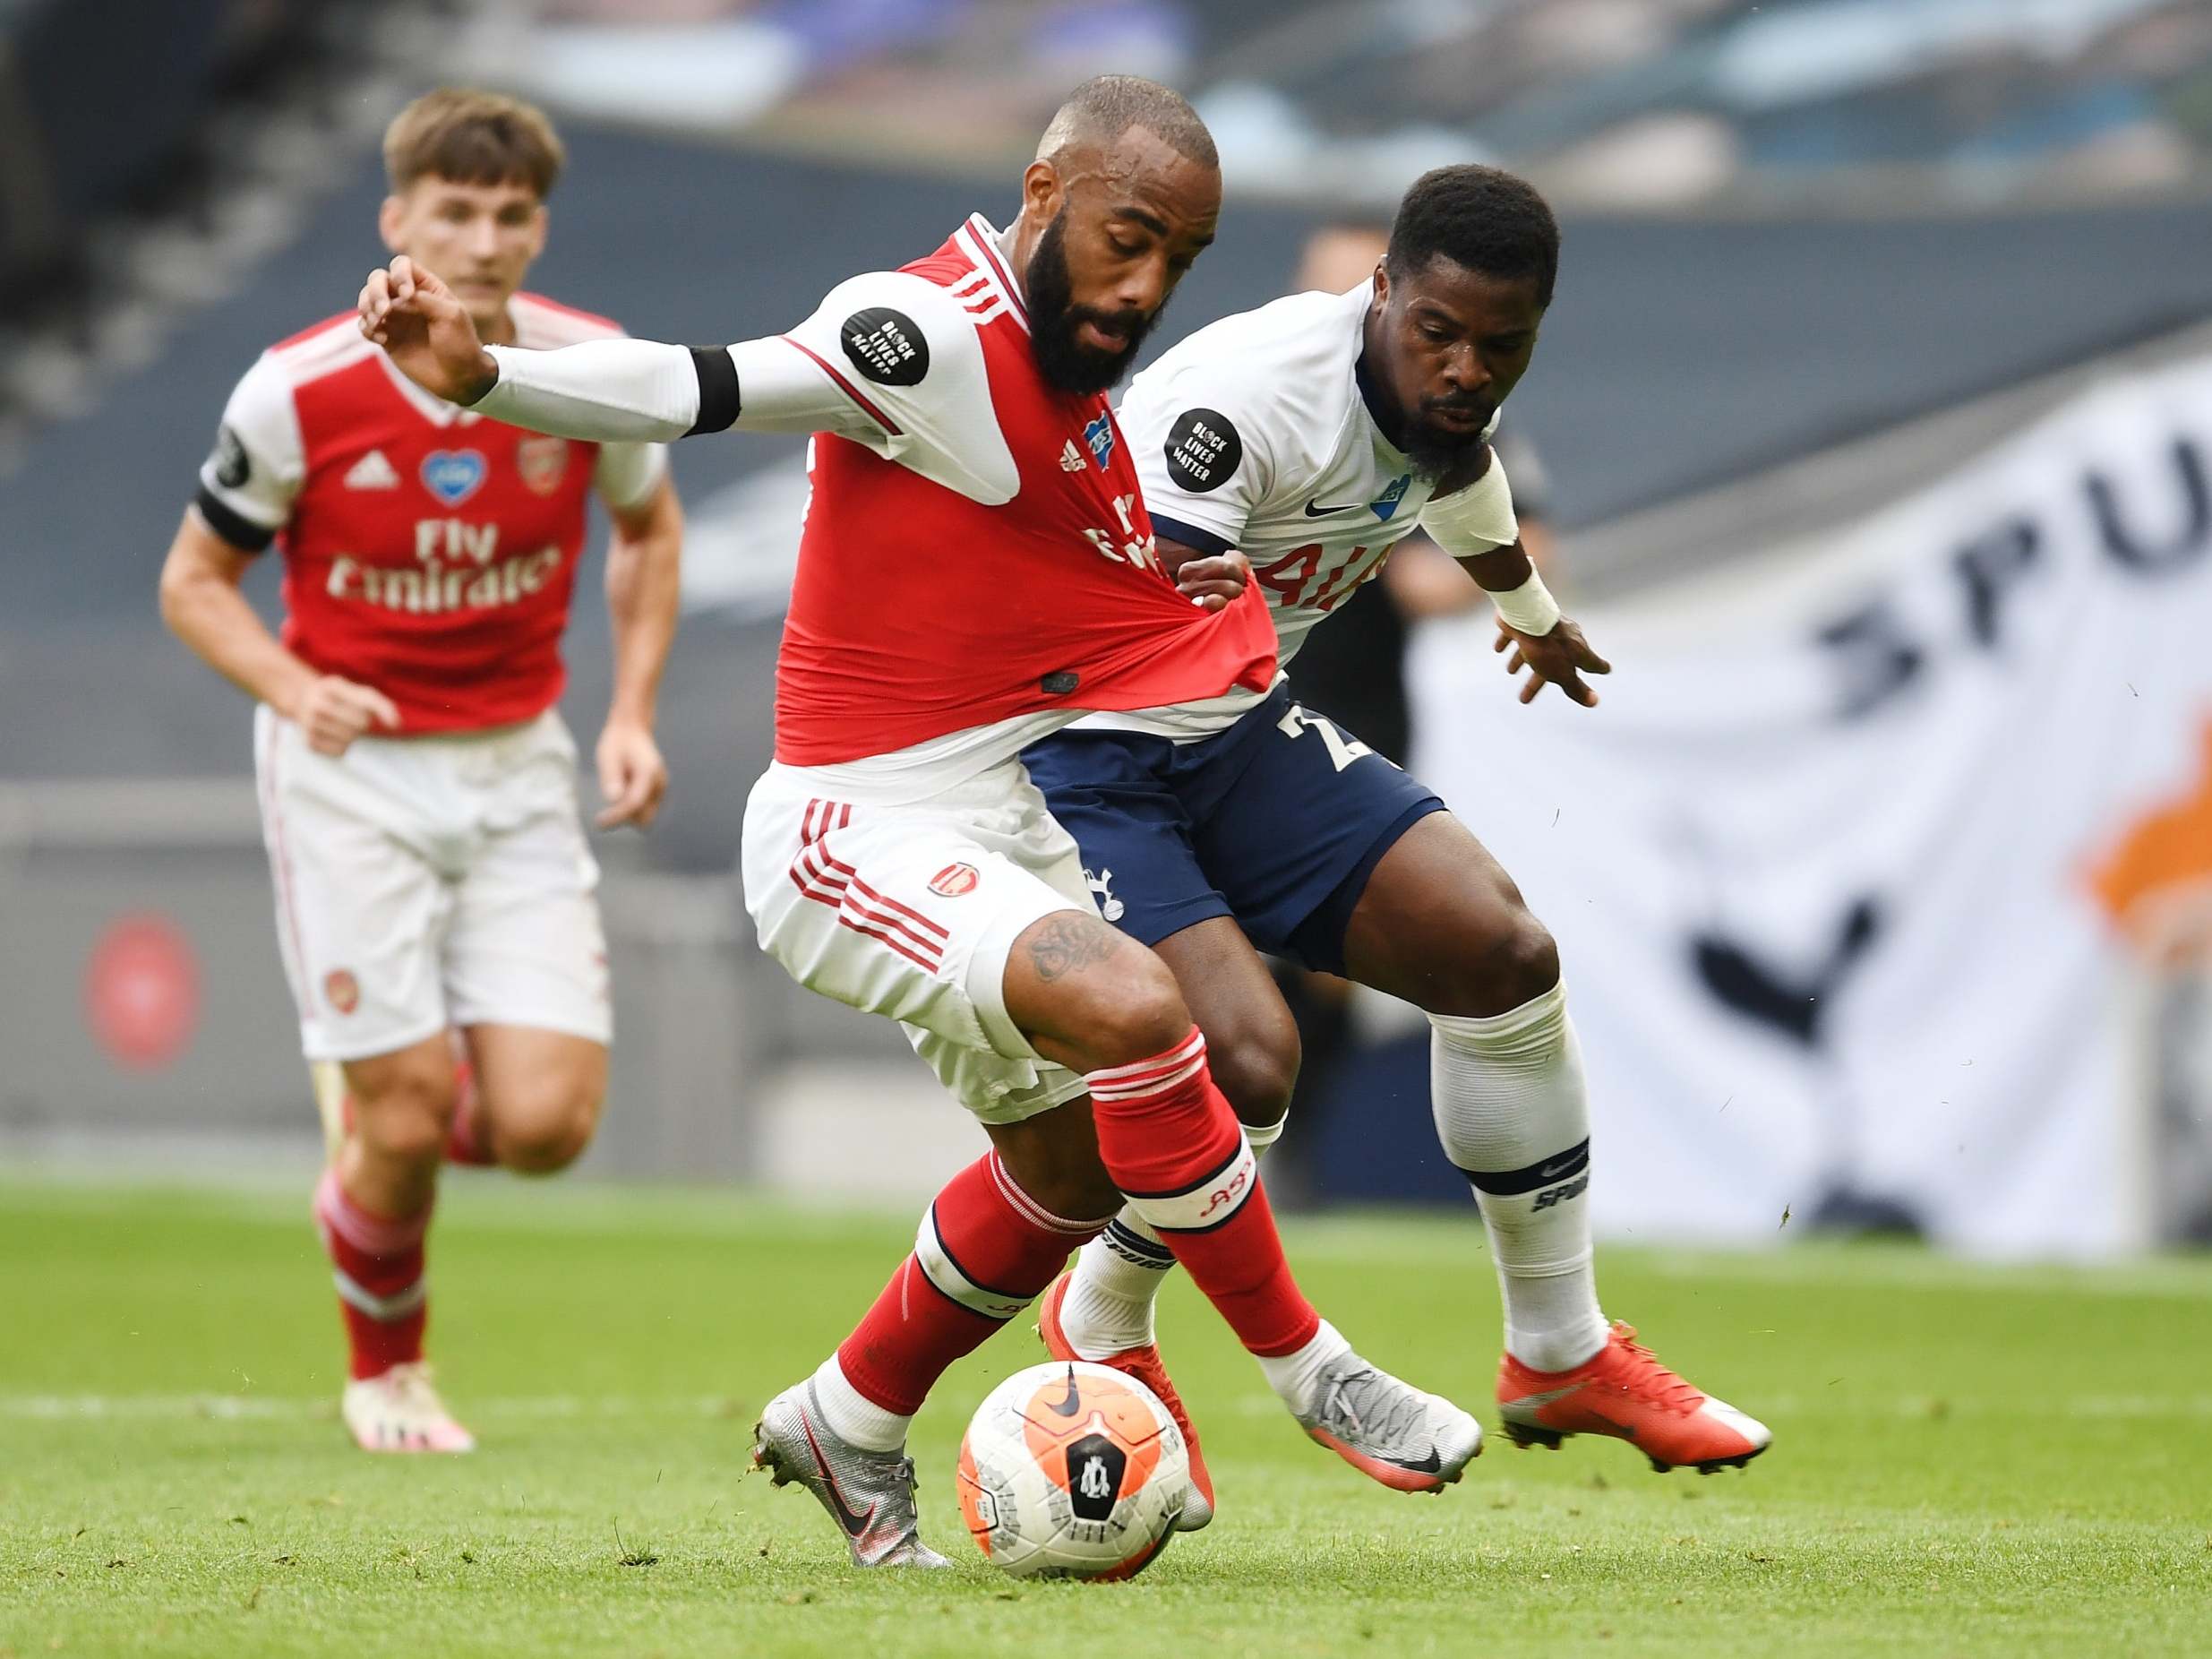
[1121,1135,1258,1234]
[1088,1052,1208,1102]
[987,1153,1110,1237]
[1244,1112,1290,1153]
[330,1267,426,1322]
[313,1175,428,1258]
[1082,1028,1205,1090]
[912,1208,1036,1322]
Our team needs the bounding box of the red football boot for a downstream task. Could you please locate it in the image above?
[1498,1322,1771,1474]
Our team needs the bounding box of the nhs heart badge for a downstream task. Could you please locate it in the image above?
[420,449,487,507]
[1369,474,1412,521]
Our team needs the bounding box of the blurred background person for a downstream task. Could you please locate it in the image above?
[157,86,682,1454]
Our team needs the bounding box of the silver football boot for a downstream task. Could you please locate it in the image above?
[1293,1345,1484,1492]
[751,1380,954,1569]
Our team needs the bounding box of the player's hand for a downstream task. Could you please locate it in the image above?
[358,256,497,406]
[288,675,401,756]
[1176,552,1251,613]
[595,719,668,829]
[1494,616,1611,708]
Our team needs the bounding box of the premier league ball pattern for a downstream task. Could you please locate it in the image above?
[957,1361,1189,1580]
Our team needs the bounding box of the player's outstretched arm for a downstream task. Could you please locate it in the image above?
[359,255,714,439]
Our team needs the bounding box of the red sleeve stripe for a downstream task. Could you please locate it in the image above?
[779,337,904,436]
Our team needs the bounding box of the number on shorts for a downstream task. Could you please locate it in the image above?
[1275,703,1374,772]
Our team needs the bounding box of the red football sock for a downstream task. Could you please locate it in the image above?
[836,1151,1107,1416]
[313,1166,431,1381]
[1086,1028,1321,1358]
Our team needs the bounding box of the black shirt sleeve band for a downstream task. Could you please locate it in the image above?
[686,346,741,435]
[1147,512,1237,557]
[193,486,276,554]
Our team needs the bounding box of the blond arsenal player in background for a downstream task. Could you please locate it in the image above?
[159,90,684,1452]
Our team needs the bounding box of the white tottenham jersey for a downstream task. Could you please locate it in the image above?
[1076,279,1517,740]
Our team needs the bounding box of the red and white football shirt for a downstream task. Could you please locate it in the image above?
[195,293,666,734]
[711,214,1280,788]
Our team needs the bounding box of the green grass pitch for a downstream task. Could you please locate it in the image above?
[3,1174,2208,1657]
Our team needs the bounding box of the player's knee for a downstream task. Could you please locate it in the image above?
[493,1082,603,1175]
[1205,1013,1299,1127]
[1431,907,1561,1019]
[351,1069,458,1171]
[1076,948,1193,1071]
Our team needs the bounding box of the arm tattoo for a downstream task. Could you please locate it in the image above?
[1025,912,1125,982]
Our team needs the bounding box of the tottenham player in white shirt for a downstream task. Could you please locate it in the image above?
[1024,166,1770,1527]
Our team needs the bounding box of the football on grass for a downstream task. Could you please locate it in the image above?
[956,1360,1189,1579]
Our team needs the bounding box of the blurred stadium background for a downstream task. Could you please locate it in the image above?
[3,0,2209,1251]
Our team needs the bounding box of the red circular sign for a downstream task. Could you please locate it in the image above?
[84,914,201,1070]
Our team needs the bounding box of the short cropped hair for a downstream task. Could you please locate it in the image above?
[1037,74,1216,170]
[1386,165,1559,307]
[383,88,565,198]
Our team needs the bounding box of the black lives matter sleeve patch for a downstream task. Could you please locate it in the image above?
[211,425,251,489]
[1162,408,1240,494]
[840,308,929,387]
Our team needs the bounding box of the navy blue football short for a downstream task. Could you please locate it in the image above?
[1020,683,1445,976]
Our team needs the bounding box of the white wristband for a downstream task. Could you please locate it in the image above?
[1488,570,1562,636]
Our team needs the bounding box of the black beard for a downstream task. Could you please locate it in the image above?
[1398,408,1490,482]
[1024,209,1159,395]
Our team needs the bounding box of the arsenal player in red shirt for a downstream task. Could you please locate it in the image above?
[160,90,685,1453]
[361,75,1481,1564]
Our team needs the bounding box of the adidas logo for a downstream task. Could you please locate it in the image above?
[344,449,399,490]
[1060,440,1086,472]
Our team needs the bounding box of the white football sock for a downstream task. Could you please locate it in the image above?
[1058,1111,1288,1359]
[1430,983,1609,1374]
[1255,1317,1353,1410]
[809,1354,911,1453]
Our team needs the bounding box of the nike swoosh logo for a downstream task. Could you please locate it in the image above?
[799,1415,878,1537]
[1582,1405,1640,1444]
[1383,1445,1443,1474]
[1506,1384,1584,1411]
[1303,498,1365,517]
[1047,1364,1083,1418]
[1534,1155,1583,1182]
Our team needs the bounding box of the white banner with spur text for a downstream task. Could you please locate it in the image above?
[1410,354,2212,1257]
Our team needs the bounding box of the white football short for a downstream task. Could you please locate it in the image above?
[253,704,612,1062]
[741,761,1093,1125]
